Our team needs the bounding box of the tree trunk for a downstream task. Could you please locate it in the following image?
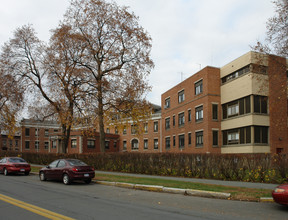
[61,124,71,153]
[98,80,105,152]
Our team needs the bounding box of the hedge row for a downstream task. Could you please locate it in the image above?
[1,152,287,184]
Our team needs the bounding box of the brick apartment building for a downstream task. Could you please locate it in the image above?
[106,105,162,153]
[19,119,119,154]
[220,52,288,154]
[3,51,287,154]
[0,130,21,152]
[161,66,221,153]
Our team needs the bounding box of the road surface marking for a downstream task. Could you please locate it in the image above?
[0,193,75,220]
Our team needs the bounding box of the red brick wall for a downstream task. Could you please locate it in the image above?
[268,55,288,154]
[161,66,221,153]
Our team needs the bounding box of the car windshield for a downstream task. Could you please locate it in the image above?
[67,159,87,166]
[8,158,26,163]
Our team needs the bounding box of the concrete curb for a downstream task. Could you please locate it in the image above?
[186,189,231,199]
[163,187,186,195]
[260,197,274,203]
[95,180,231,200]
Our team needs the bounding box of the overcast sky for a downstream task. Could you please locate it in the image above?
[0,0,275,105]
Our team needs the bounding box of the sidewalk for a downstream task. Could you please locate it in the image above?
[95,170,278,190]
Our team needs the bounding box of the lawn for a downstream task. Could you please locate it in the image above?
[31,166,272,201]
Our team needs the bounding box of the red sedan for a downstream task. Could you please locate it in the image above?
[0,157,31,176]
[272,184,288,205]
[39,159,95,185]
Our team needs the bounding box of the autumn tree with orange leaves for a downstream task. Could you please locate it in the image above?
[0,67,23,138]
[0,0,153,153]
[0,25,86,153]
[61,0,154,152]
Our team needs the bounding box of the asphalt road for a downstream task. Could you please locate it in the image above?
[0,174,287,220]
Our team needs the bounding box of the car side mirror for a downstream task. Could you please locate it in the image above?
[46,165,50,169]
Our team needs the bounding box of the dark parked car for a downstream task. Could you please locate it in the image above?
[39,159,95,185]
[272,184,288,205]
[0,157,31,176]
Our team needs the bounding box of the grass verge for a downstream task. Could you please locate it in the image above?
[94,173,272,202]
[31,166,272,201]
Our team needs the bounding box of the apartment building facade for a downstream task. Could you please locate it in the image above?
[161,66,221,153]
[20,119,119,154]
[106,106,162,153]
[220,51,288,154]
[3,51,287,155]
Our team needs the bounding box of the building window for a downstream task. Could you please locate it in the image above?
[228,130,239,144]
[178,112,185,126]
[144,139,148,150]
[131,139,139,150]
[52,140,56,149]
[131,124,137,135]
[25,128,30,137]
[223,96,251,119]
[178,90,185,103]
[212,104,218,120]
[154,139,159,150]
[165,118,170,130]
[221,65,251,84]
[114,142,117,148]
[71,139,77,148]
[213,130,218,146]
[35,128,39,137]
[227,102,239,117]
[173,136,176,147]
[223,127,251,145]
[45,129,49,137]
[173,115,175,127]
[87,140,95,149]
[165,137,171,149]
[105,141,110,149]
[196,131,203,147]
[254,95,268,114]
[154,121,158,132]
[115,127,118,134]
[35,141,39,150]
[106,128,110,133]
[188,133,192,145]
[144,123,148,133]
[123,126,127,135]
[195,80,203,95]
[25,141,30,149]
[165,97,170,109]
[179,134,185,149]
[195,106,203,122]
[188,109,191,122]
[254,126,268,144]
[123,141,127,150]
[44,142,49,150]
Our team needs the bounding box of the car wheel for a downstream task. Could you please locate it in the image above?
[84,178,92,184]
[63,174,71,185]
[39,172,46,181]
[25,172,30,176]
[3,168,8,176]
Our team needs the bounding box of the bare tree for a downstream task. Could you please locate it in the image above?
[0,25,86,153]
[254,0,288,57]
[62,0,154,152]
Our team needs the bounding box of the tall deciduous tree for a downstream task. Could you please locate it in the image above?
[62,0,154,152]
[0,25,85,153]
[0,68,23,137]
